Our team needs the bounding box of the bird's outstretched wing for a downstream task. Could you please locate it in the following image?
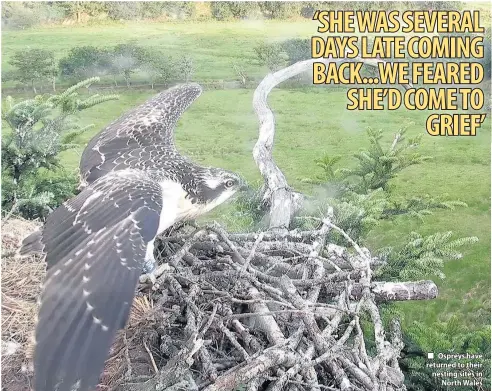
[21,169,181,391]
[80,83,202,185]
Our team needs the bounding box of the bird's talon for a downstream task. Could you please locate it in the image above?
[139,263,171,288]
[138,272,156,285]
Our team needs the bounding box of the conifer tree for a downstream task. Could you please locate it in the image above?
[2,77,119,219]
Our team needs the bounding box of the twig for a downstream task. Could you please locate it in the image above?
[143,340,158,375]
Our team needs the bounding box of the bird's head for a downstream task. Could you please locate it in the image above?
[199,168,248,212]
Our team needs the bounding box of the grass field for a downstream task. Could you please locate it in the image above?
[2,20,316,84]
[2,19,491,337]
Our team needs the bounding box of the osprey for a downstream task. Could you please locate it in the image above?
[19,84,245,391]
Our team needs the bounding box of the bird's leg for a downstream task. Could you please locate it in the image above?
[139,242,171,287]
[139,257,158,285]
[139,241,158,285]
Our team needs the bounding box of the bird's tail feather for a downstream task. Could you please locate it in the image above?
[18,231,44,256]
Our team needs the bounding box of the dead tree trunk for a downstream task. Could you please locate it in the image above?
[253,56,411,230]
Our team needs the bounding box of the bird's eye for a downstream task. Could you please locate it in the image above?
[225,180,235,188]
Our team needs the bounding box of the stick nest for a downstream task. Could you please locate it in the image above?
[103,220,408,391]
[2,219,411,391]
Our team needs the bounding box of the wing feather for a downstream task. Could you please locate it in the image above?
[35,171,164,270]
[80,83,202,184]
[29,170,181,391]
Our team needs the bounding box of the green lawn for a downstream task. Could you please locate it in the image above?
[2,20,490,337]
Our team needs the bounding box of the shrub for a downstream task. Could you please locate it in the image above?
[253,42,286,71]
[281,38,311,64]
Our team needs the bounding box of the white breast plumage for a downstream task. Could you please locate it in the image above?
[157,180,185,234]
[157,179,207,231]
[177,191,207,220]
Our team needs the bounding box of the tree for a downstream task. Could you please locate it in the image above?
[1,2,65,30]
[398,318,491,391]
[228,2,262,19]
[58,1,108,22]
[160,2,197,19]
[60,0,83,23]
[59,46,113,81]
[376,231,478,281]
[140,50,177,89]
[106,1,143,21]
[232,62,248,86]
[178,55,194,82]
[481,35,491,80]
[259,2,303,19]
[88,56,452,391]
[1,77,119,219]
[140,2,166,18]
[245,56,482,391]
[49,54,58,92]
[9,48,56,93]
[305,127,431,195]
[343,128,430,193]
[295,128,467,246]
[111,43,146,87]
[210,2,234,20]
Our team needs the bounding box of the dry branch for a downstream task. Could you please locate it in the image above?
[324,280,438,302]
